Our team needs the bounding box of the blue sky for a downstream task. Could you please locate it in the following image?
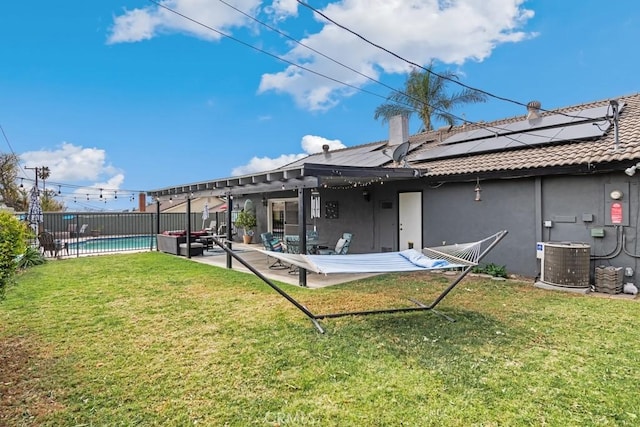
[1,0,639,211]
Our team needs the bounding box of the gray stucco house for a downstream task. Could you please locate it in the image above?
[149,92,640,290]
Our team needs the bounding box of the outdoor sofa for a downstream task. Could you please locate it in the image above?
[157,230,207,257]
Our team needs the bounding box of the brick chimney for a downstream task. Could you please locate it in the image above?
[138,192,146,212]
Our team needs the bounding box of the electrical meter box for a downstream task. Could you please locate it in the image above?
[605,183,629,226]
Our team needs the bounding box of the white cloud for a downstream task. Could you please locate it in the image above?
[259,0,536,110]
[108,0,535,110]
[264,0,298,21]
[300,135,345,154]
[20,142,124,195]
[107,0,261,44]
[231,134,346,175]
[231,153,306,176]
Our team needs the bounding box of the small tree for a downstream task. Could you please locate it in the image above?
[235,209,257,236]
[41,189,65,212]
[0,153,27,211]
[0,211,29,299]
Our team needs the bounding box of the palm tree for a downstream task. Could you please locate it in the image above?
[374,62,487,132]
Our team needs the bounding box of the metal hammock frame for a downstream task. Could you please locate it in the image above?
[210,230,508,333]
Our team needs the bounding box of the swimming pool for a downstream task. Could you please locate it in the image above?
[67,235,156,253]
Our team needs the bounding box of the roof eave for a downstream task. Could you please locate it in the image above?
[147,163,426,199]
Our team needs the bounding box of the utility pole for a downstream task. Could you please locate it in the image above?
[24,166,50,193]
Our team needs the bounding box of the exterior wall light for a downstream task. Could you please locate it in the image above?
[474,178,482,202]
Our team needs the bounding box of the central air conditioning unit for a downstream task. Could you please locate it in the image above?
[536,242,591,288]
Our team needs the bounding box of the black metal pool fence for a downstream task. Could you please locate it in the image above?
[17,211,227,257]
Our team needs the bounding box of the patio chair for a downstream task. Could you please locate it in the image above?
[38,231,68,257]
[318,232,353,255]
[284,236,303,274]
[260,232,288,269]
[307,229,319,241]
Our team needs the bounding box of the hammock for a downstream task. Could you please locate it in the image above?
[211,230,508,333]
[252,238,485,275]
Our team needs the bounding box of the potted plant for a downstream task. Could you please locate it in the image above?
[235,209,257,244]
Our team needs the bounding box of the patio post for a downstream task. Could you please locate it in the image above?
[186,197,191,259]
[226,194,233,269]
[155,199,161,251]
[297,187,307,287]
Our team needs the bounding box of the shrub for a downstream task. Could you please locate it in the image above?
[472,262,508,278]
[16,246,46,269]
[235,209,257,235]
[0,212,29,299]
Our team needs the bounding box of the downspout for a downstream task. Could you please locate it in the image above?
[535,176,543,243]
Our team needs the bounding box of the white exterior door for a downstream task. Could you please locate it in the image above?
[399,192,422,250]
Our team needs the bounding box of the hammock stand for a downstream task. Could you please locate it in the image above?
[211,230,508,333]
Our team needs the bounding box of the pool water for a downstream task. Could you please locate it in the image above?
[67,235,156,252]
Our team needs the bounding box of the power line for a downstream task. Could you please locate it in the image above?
[0,123,29,178]
[147,0,389,102]
[151,0,610,151]
[215,0,407,104]
[149,1,521,141]
[294,0,595,121]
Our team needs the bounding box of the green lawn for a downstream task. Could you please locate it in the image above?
[1,252,638,426]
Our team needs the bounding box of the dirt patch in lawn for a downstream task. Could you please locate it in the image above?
[0,336,64,425]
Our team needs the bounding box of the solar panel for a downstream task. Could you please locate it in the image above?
[283,143,388,168]
[415,117,611,162]
[440,103,621,146]
[554,120,611,141]
[441,127,499,144]
[574,103,624,120]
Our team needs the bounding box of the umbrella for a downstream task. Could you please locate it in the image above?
[202,202,210,229]
[26,187,43,234]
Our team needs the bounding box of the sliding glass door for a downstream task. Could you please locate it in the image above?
[269,198,298,239]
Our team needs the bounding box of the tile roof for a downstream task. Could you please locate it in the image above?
[399,93,640,179]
